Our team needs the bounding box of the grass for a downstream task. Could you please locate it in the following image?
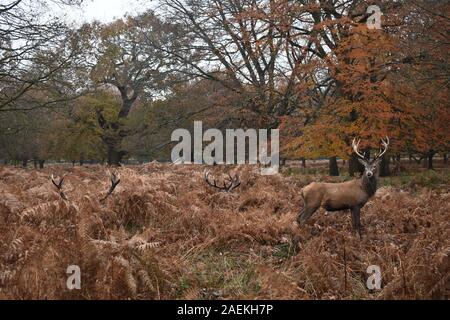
[179,250,260,299]
[285,165,450,192]
[380,169,450,191]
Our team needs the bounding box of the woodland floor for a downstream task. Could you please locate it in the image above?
[0,164,449,300]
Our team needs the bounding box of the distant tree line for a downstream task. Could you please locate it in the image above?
[0,0,448,175]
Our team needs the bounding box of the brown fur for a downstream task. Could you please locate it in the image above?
[297,165,380,237]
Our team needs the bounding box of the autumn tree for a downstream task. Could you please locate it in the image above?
[279,1,405,175]
[282,0,449,175]
[158,0,316,128]
[0,0,85,112]
[86,12,175,165]
[158,1,411,175]
[0,107,60,167]
[397,0,449,169]
[52,93,109,164]
[129,78,241,161]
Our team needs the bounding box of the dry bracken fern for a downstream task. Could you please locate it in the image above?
[0,164,448,300]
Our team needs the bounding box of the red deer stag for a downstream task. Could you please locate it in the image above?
[297,137,389,237]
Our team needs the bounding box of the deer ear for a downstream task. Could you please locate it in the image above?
[357,158,367,166]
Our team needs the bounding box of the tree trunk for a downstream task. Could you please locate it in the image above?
[414,156,423,165]
[428,150,435,170]
[22,158,28,168]
[301,158,306,168]
[33,159,38,169]
[80,159,84,166]
[349,153,364,176]
[444,153,448,165]
[379,155,390,177]
[329,157,339,176]
[39,160,45,169]
[107,146,123,166]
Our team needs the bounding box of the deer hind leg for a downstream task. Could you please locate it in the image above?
[297,205,320,226]
[351,206,362,238]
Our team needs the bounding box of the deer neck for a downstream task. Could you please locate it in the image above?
[362,174,378,198]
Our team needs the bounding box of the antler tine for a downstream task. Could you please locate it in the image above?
[228,174,241,192]
[110,170,120,185]
[51,174,58,188]
[375,136,390,159]
[352,138,366,159]
[381,136,390,148]
[51,174,68,200]
[205,170,241,192]
[101,170,121,202]
[205,170,224,190]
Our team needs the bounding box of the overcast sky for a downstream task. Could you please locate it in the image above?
[54,0,156,24]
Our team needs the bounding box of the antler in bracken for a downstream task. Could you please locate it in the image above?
[204,171,241,193]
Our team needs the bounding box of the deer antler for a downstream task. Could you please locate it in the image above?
[352,138,367,160]
[51,174,68,201]
[100,170,121,202]
[204,170,241,193]
[374,136,390,160]
[224,173,241,192]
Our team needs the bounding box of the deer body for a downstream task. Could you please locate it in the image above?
[303,175,377,211]
[297,137,389,237]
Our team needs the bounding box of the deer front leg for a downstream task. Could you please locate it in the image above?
[351,206,362,238]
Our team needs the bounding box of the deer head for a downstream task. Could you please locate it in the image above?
[352,137,390,178]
